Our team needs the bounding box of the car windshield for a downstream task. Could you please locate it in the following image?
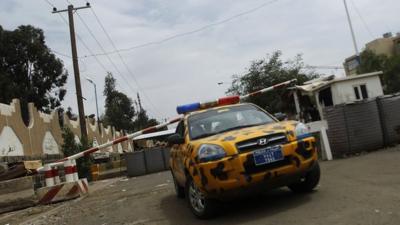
[188,104,275,140]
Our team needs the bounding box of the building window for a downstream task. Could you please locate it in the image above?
[354,84,368,100]
[360,84,368,99]
[347,58,360,71]
[354,86,360,99]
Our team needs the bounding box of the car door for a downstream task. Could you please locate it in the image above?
[171,120,187,185]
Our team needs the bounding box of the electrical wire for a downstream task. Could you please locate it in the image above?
[82,0,280,58]
[74,11,141,97]
[43,0,56,8]
[57,13,110,73]
[52,49,72,58]
[59,0,163,118]
[89,7,164,118]
[349,0,375,39]
[43,0,132,96]
[44,0,163,122]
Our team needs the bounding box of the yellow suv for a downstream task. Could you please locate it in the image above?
[169,101,320,219]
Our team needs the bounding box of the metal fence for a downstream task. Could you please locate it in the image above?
[377,95,400,146]
[324,94,400,157]
[124,147,170,177]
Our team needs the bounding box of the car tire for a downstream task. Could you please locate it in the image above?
[288,162,320,193]
[186,177,218,219]
[171,170,185,198]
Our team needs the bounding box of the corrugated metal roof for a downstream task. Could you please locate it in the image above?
[296,71,383,93]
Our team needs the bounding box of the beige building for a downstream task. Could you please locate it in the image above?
[344,32,400,75]
[0,99,132,160]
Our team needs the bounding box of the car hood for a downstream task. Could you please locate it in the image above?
[190,120,299,156]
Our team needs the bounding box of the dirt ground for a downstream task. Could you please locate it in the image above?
[2,146,400,225]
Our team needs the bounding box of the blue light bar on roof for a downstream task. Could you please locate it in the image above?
[176,95,241,114]
[177,102,200,114]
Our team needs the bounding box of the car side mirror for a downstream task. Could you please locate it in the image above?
[274,112,287,121]
[167,133,185,145]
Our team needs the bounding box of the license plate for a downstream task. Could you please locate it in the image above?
[253,145,283,166]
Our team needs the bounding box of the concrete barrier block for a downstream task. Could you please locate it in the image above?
[125,151,146,177]
[0,176,37,213]
[144,148,165,173]
[97,167,126,180]
[111,160,124,168]
[36,180,84,205]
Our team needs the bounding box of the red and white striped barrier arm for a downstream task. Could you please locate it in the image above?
[37,116,182,172]
[240,79,297,100]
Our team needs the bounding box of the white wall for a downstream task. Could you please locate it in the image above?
[330,76,383,105]
[0,126,24,156]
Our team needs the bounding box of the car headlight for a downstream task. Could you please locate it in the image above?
[197,144,226,162]
[294,123,311,139]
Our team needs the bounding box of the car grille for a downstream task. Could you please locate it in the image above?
[235,133,288,153]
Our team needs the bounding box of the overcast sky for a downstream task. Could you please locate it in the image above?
[1,0,399,121]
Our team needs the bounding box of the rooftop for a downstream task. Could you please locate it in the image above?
[296,71,383,93]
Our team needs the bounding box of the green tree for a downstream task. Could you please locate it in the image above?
[61,127,92,180]
[0,25,68,123]
[358,50,400,94]
[103,73,136,132]
[227,51,318,113]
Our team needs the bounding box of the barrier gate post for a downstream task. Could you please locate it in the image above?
[53,166,61,184]
[44,164,55,187]
[72,159,79,181]
[64,160,75,182]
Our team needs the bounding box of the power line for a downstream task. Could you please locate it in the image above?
[52,3,92,139]
[88,6,164,118]
[74,10,140,96]
[44,0,153,122]
[82,0,280,58]
[52,49,72,58]
[43,1,74,59]
[46,0,109,73]
[63,0,163,118]
[57,13,121,83]
[56,13,109,73]
[349,0,375,39]
[43,0,56,8]
[43,0,130,96]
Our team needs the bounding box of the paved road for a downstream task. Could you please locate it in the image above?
[3,147,400,225]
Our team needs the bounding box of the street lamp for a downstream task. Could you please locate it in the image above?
[85,77,99,123]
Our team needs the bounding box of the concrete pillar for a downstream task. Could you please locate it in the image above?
[53,167,61,184]
[315,92,324,120]
[72,159,79,181]
[320,126,333,160]
[293,90,301,120]
[64,160,75,183]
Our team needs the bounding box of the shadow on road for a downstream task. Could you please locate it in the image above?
[160,188,313,224]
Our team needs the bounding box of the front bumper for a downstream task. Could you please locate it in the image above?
[190,137,318,198]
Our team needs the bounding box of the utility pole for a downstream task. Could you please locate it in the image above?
[53,3,91,140]
[343,0,360,57]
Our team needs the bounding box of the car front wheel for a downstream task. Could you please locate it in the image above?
[186,178,218,219]
[288,162,320,193]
